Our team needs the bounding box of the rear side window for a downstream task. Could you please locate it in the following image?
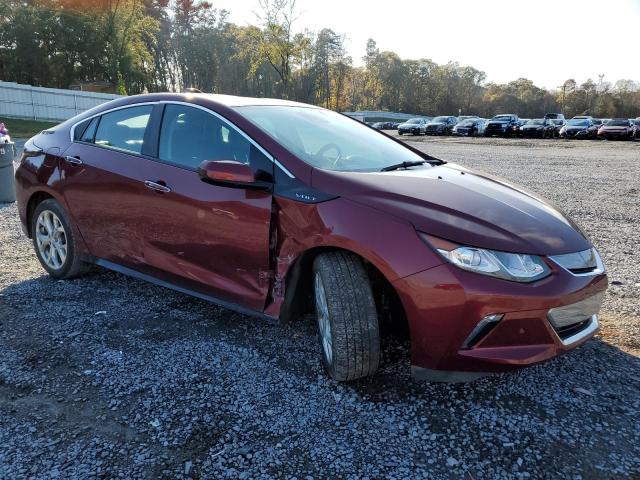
[80,117,99,143]
[73,119,90,141]
[158,104,272,177]
[93,106,153,154]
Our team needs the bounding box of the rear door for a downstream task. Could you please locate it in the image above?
[60,104,156,267]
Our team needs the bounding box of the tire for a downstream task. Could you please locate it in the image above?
[31,198,90,279]
[313,251,380,381]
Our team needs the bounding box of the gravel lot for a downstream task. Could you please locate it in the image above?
[1,137,639,479]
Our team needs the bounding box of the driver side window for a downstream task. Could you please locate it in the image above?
[158,104,272,178]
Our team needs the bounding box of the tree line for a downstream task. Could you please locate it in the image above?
[1,0,639,118]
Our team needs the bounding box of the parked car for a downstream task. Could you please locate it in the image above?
[559,118,598,139]
[15,93,608,382]
[520,118,557,138]
[549,119,566,136]
[457,115,480,122]
[544,113,565,122]
[571,115,593,120]
[398,118,428,135]
[592,118,605,129]
[372,122,396,130]
[425,116,458,135]
[452,118,485,137]
[484,114,520,137]
[597,118,635,140]
[634,118,640,139]
[516,119,530,137]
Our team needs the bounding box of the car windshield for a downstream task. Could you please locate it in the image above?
[459,120,476,126]
[606,120,629,126]
[432,116,450,122]
[492,115,512,121]
[238,106,431,172]
[567,119,589,126]
[527,120,544,125]
[405,118,422,124]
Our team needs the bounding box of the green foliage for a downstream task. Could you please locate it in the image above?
[0,0,637,117]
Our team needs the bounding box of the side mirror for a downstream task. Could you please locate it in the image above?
[197,160,271,190]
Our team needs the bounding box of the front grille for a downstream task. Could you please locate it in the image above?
[554,317,592,340]
[569,266,598,274]
[547,293,603,344]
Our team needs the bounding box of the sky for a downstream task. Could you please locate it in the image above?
[213,0,640,90]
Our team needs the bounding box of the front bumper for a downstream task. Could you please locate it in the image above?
[599,131,631,139]
[393,259,607,379]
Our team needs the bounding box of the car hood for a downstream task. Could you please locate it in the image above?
[311,163,591,255]
[523,125,543,129]
[399,123,418,128]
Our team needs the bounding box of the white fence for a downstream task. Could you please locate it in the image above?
[0,81,122,122]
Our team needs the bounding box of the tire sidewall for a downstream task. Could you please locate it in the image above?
[31,199,78,279]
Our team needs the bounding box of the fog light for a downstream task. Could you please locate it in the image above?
[462,313,504,349]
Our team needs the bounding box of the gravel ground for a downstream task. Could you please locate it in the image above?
[1,137,639,479]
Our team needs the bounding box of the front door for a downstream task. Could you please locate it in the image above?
[135,103,274,311]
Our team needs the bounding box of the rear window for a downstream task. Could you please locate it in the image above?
[94,106,153,154]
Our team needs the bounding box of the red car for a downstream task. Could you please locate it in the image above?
[15,93,608,382]
[597,118,635,140]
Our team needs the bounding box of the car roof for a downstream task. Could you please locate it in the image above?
[180,92,318,108]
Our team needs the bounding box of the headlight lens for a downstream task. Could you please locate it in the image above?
[419,233,551,282]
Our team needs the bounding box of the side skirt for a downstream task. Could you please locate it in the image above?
[93,258,278,323]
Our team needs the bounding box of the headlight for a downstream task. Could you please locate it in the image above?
[419,233,551,282]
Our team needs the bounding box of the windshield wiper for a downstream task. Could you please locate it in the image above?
[380,160,427,172]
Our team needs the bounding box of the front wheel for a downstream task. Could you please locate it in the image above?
[313,252,380,381]
[31,198,90,279]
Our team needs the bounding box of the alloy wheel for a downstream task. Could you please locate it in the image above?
[35,210,67,270]
[314,273,333,365]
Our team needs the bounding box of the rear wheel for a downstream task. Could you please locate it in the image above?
[31,199,90,279]
[313,251,380,381]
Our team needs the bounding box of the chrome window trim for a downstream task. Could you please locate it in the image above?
[69,102,157,143]
[69,100,295,179]
[548,248,605,277]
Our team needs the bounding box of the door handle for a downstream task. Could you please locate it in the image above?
[144,180,171,193]
[65,155,83,166]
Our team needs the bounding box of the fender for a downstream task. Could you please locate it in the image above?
[17,149,91,258]
[264,196,444,319]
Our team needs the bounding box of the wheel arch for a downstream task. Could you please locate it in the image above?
[279,246,409,338]
[25,190,56,238]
